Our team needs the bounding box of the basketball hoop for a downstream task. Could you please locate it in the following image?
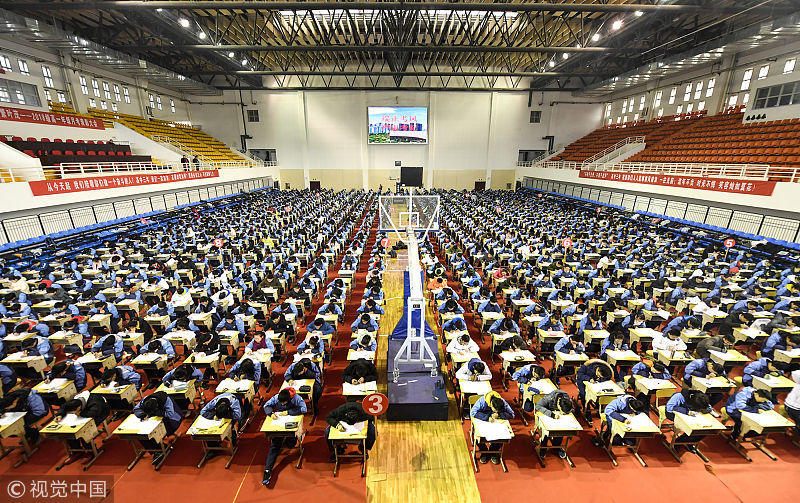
[378,194,440,246]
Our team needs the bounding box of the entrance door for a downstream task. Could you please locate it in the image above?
[309,181,321,190]
[474,181,486,191]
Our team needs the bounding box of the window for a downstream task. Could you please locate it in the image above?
[604,103,611,118]
[728,95,738,106]
[79,76,88,94]
[102,81,111,99]
[170,99,175,113]
[694,81,703,100]
[784,58,796,74]
[156,95,162,110]
[622,115,628,123]
[698,100,706,111]
[633,113,639,121]
[607,118,613,125]
[758,64,769,80]
[247,109,260,122]
[17,59,29,75]
[91,78,100,97]
[100,100,107,110]
[676,104,683,115]
[56,91,66,103]
[639,95,646,111]
[113,84,121,101]
[753,80,800,109]
[529,110,541,123]
[41,65,53,87]
[88,98,96,108]
[683,83,692,101]
[657,108,664,117]
[111,102,118,112]
[122,86,130,103]
[686,103,694,113]
[0,78,41,106]
[621,99,627,113]
[653,90,662,108]
[0,55,11,72]
[742,92,750,104]
[706,77,715,97]
[741,68,753,90]
[668,86,677,104]
[43,89,51,101]
[148,93,155,108]
[616,116,621,124]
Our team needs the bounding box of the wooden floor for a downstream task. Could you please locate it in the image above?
[366,242,482,503]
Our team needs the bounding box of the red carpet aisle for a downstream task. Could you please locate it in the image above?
[427,237,800,503]
[0,208,380,503]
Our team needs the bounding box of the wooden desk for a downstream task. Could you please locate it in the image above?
[691,376,735,394]
[260,415,305,468]
[188,416,237,468]
[91,383,138,411]
[1,353,46,380]
[76,353,116,373]
[774,348,800,365]
[33,379,78,404]
[585,381,624,410]
[633,376,677,409]
[532,412,582,467]
[41,414,104,470]
[629,327,660,351]
[113,414,172,470]
[499,350,536,390]
[48,331,84,349]
[708,349,750,369]
[328,421,369,476]
[729,410,795,461]
[601,413,660,467]
[470,419,513,472]
[752,374,796,394]
[662,412,725,463]
[0,412,37,467]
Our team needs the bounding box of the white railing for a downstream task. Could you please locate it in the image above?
[581,136,646,166]
[515,159,799,182]
[0,160,275,182]
[235,148,269,166]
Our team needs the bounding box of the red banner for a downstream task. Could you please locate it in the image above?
[578,170,776,196]
[29,170,220,196]
[0,105,104,130]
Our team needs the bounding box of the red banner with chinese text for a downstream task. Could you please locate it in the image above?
[0,105,104,130]
[578,170,775,196]
[29,170,220,196]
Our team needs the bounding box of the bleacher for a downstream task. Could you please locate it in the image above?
[1,136,151,166]
[85,108,245,163]
[550,111,706,162]
[627,109,800,172]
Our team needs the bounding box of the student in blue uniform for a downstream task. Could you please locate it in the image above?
[47,359,87,393]
[725,387,774,439]
[0,388,47,443]
[470,391,514,465]
[261,388,307,486]
[602,394,648,445]
[283,358,322,411]
[665,389,714,449]
[742,358,787,387]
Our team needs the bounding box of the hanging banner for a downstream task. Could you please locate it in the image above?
[29,170,219,196]
[578,170,775,196]
[0,105,104,130]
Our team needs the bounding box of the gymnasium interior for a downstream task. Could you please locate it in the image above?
[0,2,799,503]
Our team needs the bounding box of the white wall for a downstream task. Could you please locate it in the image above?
[110,124,182,163]
[0,119,113,143]
[191,89,602,189]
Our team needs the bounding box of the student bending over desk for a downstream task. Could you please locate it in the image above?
[535,390,573,459]
[0,387,47,443]
[470,391,514,464]
[325,401,375,460]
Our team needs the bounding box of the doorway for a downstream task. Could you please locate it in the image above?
[309,181,321,190]
[474,181,486,191]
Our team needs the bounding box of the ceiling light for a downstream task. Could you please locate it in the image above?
[241,59,248,65]
[592,33,600,42]
[179,18,190,28]
[228,51,235,57]
[612,20,622,30]
[548,60,555,68]
[198,32,207,39]
[156,8,163,13]
[575,43,581,48]
[635,11,643,17]
[562,53,569,59]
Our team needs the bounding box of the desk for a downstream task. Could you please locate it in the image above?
[655,349,694,368]
[48,331,84,349]
[342,381,377,400]
[499,350,536,390]
[260,415,305,468]
[605,349,641,367]
[532,412,582,467]
[458,380,492,419]
[188,417,237,468]
[774,348,800,365]
[156,380,198,407]
[165,330,197,352]
[185,352,221,375]
[131,353,169,372]
[729,410,795,461]
[691,376,735,394]
[281,379,317,423]
[0,412,37,467]
[33,379,78,404]
[113,414,172,470]
[328,421,368,476]
[88,314,111,332]
[76,353,116,374]
[601,413,660,467]
[347,350,375,362]
[732,327,769,345]
[633,376,677,409]
[583,329,609,348]
[144,315,170,330]
[1,353,46,380]
[42,415,103,470]
[752,374,796,394]
[662,412,725,463]
[470,419,513,472]
[554,351,588,371]
[189,312,214,330]
[91,383,138,411]
[708,349,750,369]
[629,327,660,351]
[585,381,624,411]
